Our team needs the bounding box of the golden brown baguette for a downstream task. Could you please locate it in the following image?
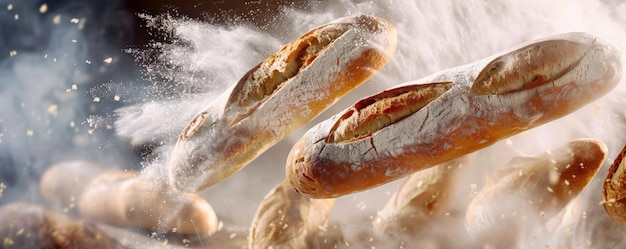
[287,32,622,198]
[374,157,466,237]
[602,143,626,227]
[0,202,125,249]
[39,161,106,213]
[168,14,397,192]
[78,171,220,235]
[465,139,607,245]
[249,179,335,249]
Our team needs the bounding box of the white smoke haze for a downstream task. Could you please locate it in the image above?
[1,0,625,248]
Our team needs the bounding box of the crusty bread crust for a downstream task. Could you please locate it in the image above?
[471,39,591,95]
[328,82,453,143]
[602,143,626,227]
[248,180,335,249]
[374,157,466,237]
[465,139,607,243]
[169,14,397,193]
[287,32,623,198]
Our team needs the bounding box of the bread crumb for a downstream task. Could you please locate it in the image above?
[39,3,48,13]
[0,182,6,198]
[53,15,61,24]
[48,104,58,115]
[3,237,14,246]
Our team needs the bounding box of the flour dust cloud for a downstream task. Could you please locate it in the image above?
[1,0,625,248]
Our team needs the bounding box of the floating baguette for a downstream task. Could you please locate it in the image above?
[0,202,125,249]
[374,157,466,237]
[168,14,397,193]
[602,143,626,227]
[39,161,106,213]
[287,32,622,198]
[249,179,335,249]
[465,139,607,244]
[78,171,220,235]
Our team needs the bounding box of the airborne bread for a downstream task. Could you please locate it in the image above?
[602,143,626,227]
[0,202,125,249]
[78,171,220,235]
[465,139,607,244]
[249,179,335,249]
[168,14,397,193]
[39,161,106,213]
[39,161,220,235]
[287,32,623,198]
[374,157,466,237]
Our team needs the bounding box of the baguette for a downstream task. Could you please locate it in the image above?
[465,139,607,244]
[287,32,622,198]
[0,202,125,249]
[374,157,466,236]
[78,171,220,235]
[39,161,106,213]
[168,14,397,192]
[249,179,335,249]
[602,143,626,227]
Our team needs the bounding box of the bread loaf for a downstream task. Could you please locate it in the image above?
[168,14,397,192]
[287,32,622,198]
[0,202,125,249]
[602,143,626,227]
[249,179,335,249]
[465,139,607,244]
[78,171,220,235]
[374,157,466,236]
[39,161,106,213]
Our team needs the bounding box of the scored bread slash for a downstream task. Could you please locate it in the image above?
[286,32,623,198]
[248,179,335,249]
[602,143,626,228]
[471,39,590,95]
[226,24,351,126]
[465,139,607,245]
[169,14,397,193]
[327,82,453,143]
